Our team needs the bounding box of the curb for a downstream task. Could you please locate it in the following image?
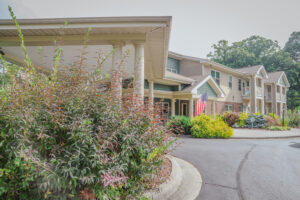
[231,135,300,139]
[146,156,202,200]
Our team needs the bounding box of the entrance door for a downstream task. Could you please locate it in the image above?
[179,100,189,116]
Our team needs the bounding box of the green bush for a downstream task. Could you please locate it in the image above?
[223,112,240,127]
[191,115,233,138]
[167,115,191,135]
[244,114,267,128]
[287,110,300,128]
[237,113,248,127]
[266,126,291,131]
[0,7,172,200]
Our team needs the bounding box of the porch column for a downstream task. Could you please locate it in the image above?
[261,79,265,114]
[134,42,145,105]
[111,42,123,102]
[189,98,194,118]
[171,99,176,116]
[149,80,154,106]
[250,76,256,113]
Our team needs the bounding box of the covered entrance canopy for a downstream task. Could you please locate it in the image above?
[0,16,171,99]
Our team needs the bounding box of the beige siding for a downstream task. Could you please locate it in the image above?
[179,59,203,77]
[203,65,245,103]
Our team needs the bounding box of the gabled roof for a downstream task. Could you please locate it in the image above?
[236,65,268,78]
[181,75,225,97]
[236,65,263,74]
[264,71,290,87]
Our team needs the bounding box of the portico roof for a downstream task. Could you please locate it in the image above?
[0,16,171,79]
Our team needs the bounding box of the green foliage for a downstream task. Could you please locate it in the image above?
[237,112,248,127]
[167,115,191,135]
[266,126,291,131]
[222,112,240,127]
[0,7,172,200]
[244,115,267,128]
[284,31,300,62]
[191,115,233,138]
[287,110,300,128]
[208,35,300,110]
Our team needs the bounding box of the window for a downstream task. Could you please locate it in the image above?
[247,81,250,87]
[238,79,242,91]
[282,87,285,95]
[225,104,233,112]
[228,76,232,89]
[166,57,179,74]
[211,70,220,85]
[277,85,280,93]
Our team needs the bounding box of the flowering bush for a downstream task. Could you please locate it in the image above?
[237,112,248,127]
[223,112,240,127]
[0,7,172,199]
[167,115,191,135]
[191,115,233,138]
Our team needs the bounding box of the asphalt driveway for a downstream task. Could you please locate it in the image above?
[172,137,300,200]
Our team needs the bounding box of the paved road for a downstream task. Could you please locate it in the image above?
[172,137,300,200]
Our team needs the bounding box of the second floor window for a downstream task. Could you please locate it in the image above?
[238,79,241,91]
[211,70,220,85]
[228,76,232,89]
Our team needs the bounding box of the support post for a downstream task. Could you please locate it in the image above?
[171,99,176,116]
[111,42,123,103]
[189,98,194,118]
[149,80,154,107]
[134,42,145,105]
[213,100,216,119]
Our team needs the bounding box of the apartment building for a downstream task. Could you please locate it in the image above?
[0,16,289,118]
[144,51,289,118]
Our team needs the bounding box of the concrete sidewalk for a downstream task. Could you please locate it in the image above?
[232,128,300,139]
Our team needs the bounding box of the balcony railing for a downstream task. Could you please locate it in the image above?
[282,94,286,102]
[264,92,272,101]
[256,87,263,97]
[276,92,281,100]
[242,87,250,97]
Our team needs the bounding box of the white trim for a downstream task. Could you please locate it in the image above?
[277,73,290,87]
[190,75,225,97]
[256,66,268,78]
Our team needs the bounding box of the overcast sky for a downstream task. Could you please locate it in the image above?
[0,0,300,58]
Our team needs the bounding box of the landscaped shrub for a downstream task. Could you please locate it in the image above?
[191,115,233,138]
[223,112,240,127]
[237,112,248,127]
[265,115,281,126]
[287,110,300,128]
[0,7,173,200]
[266,126,291,131]
[244,114,267,128]
[167,115,191,135]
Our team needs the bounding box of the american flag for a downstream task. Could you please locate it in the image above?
[196,93,207,116]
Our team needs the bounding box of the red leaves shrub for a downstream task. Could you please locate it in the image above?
[223,112,240,127]
[265,115,280,126]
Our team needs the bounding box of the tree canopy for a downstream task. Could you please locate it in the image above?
[207,35,300,109]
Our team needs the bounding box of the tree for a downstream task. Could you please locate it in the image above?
[284,31,300,62]
[208,35,300,109]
